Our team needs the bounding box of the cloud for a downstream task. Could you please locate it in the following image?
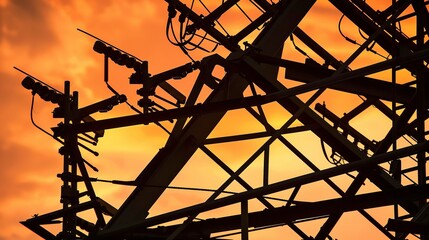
[0,140,60,202]
[0,1,413,240]
[0,140,61,240]
[1,0,59,56]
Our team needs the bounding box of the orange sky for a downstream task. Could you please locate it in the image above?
[0,1,423,240]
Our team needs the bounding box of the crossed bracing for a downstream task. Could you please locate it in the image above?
[20,0,429,239]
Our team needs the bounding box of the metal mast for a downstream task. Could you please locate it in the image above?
[18,0,429,239]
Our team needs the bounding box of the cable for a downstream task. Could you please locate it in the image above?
[319,102,338,166]
[30,95,99,156]
[192,32,220,45]
[290,34,311,59]
[30,94,64,144]
[236,3,253,23]
[103,75,172,135]
[166,16,196,62]
[318,102,363,181]
[98,42,175,135]
[321,139,333,164]
[198,0,229,36]
[338,14,358,45]
[166,3,197,62]
[77,28,144,63]
[95,179,291,203]
[166,1,226,59]
[14,67,62,94]
[338,14,388,59]
[249,0,266,13]
[104,81,141,114]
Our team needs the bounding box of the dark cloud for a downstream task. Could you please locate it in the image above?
[0,0,59,55]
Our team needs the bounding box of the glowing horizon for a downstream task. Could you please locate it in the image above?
[1,1,424,239]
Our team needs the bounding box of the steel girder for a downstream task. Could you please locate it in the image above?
[99,0,317,237]
[19,0,429,239]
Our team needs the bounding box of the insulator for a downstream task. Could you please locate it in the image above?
[21,76,35,89]
[107,48,121,61]
[133,60,148,72]
[125,57,138,69]
[38,86,54,101]
[129,71,143,84]
[21,76,65,104]
[137,98,154,108]
[32,82,43,93]
[51,92,64,104]
[93,40,107,54]
[115,54,130,66]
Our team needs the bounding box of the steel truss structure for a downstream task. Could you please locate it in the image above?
[18,0,429,239]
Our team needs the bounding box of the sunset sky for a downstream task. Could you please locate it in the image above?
[0,1,422,239]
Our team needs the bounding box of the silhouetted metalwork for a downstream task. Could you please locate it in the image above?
[17,0,429,239]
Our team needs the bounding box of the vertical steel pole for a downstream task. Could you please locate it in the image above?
[70,91,79,237]
[390,0,400,226]
[263,146,269,186]
[416,1,428,239]
[416,0,427,202]
[241,200,249,240]
[103,0,316,235]
[60,81,78,239]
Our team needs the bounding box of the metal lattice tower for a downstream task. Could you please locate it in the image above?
[18,0,429,239]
